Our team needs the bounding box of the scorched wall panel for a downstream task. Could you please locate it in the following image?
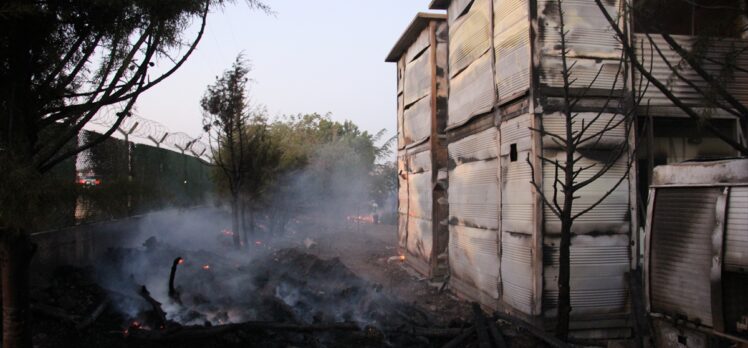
[448,127,501,304]
[494,0,531,100]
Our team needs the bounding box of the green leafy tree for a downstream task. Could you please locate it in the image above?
[0,1,267,346]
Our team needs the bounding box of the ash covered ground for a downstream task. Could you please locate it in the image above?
[29,209,541,347]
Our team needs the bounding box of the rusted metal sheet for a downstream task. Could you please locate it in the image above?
[542,149,630,235]
[650,187,721,327]
[449,224,500,299]
[541,112,627,150]
[726,187,748,272]
[634,34,748,115]
[448,52,496,128]
[449,0,492,77]
[494,0,530,100]
[403,96,432,146]
[543,234,629,316]
[501,231,534,314]
[404,47,432,108]
[409,148,433,174]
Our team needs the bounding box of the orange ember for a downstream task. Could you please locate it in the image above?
[399,255,406,261]
[255,240,262,246]
[202,264,210,270]
[178,258,184,264]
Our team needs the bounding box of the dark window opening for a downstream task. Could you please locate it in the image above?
[633,0,744,38]
[510,143,518,162]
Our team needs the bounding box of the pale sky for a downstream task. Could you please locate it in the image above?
[130,0,437,148]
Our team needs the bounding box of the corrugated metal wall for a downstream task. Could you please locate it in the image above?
[398,150,409,250]
[407,149,434,264]
[650,187,720,327]
[448,127,501,303]
[500,114,536,315]
[537,0,623,91]
[634,34,748,115]
[494,0,530,100]
[726,187,748,272]
[447,0,496,129]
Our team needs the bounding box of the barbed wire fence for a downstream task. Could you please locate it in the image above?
[90,105,212,163]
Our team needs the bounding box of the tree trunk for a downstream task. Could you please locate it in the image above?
[0,230,34,348]
[230,195,241,249]
[556,216,572,340]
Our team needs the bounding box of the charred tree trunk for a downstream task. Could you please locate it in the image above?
[230,194,241,249]
[0,230,35,348]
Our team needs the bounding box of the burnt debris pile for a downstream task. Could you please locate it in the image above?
[32,237,514,347]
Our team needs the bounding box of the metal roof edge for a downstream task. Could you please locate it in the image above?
[429,0,450,10]
[385,12,447,63]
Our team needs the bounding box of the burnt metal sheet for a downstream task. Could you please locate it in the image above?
[448,126,499,164]
[449,0,492,78]
[726,186,748,272]
[397,57,405,95]
[405,28,432,64]
[543,234,630,316]
[408,217,433,262]
[541,112,627,150]
[398,151,409,249]
[650,187,721,327]
[408,170,433,220]
[449,224,501,299]
[448,0,476,24]
[404,48,432,107]
[537,0,621,59]
[403,96,432,146]
[448,52,496,128]
[449,159,500,230]
[542,149,630,235]
[397,93,405,149]
[501,231,534,314]
[635,34,748,114]
[500,115,533,234]
[409,149,433,174]
[539,57,624,91]
[494,0,530,99]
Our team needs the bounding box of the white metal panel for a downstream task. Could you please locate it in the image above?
[405,28,432,64]
[542,149,630,235]
[501,231,534,314]
[726,187,748,272]
[537,0,621,59]
[409,149,432,174]
[501,115,534,234]
[449,0,492,78]
[403,96,432,145]
[397,94,405,149]
[650,187,720,327]
[407,217,433,262]
[543,234,629,316]
[404,47,432,107]
[635,34,748,112]
[448,127,499,165]
[494,0,530,99]
[539,57,624,91]
[449,159,500,230]
[449,224,501,299]
[541,112,627,150]
[448,52,496,128]
[409,171,433,221]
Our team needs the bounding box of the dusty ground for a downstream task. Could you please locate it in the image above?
[291,216,472,326]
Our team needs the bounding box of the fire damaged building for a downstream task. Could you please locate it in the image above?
[388,0,748,342]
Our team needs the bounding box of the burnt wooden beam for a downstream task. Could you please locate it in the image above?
[139,285,167,329]
[441,326,475,348]
[493,311,569,348]
[168,257,183,304]
[75,300,109,330]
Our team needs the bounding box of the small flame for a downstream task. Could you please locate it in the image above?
[222,229,234,236]
[178,258,184,264]
[255,240,262,246]
[202,264,210,270]
[399,255,406,261]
